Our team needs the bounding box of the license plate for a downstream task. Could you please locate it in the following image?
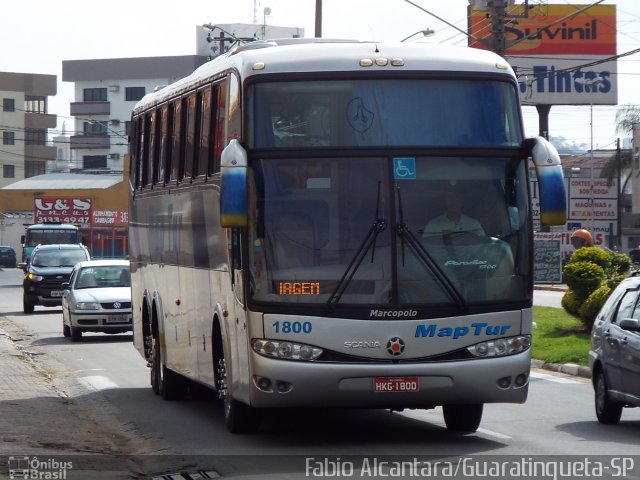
[106,315,128,324]
[373,376,420,393]
[50,290,64,297]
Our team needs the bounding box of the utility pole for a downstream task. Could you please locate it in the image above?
[617,138,622,249]
[487,0,508,57]
[315,0,322,38]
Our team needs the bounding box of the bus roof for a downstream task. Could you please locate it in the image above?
[27,224,79,230]
[133,40,515,113]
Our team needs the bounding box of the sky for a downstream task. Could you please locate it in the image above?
[2,0,640,150]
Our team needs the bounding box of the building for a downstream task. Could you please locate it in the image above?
[0,159,131,259]
[0,71,57,187]
[61,55,208,174]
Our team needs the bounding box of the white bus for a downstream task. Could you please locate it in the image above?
[129,39,566,434]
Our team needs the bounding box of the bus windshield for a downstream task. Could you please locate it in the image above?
[248,155,530,308]
[248,79,522,148]
[26,227,80,247]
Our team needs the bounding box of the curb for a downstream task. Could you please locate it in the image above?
[531,358,591,379]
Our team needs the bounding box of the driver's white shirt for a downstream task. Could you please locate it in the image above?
[423,214,485,237]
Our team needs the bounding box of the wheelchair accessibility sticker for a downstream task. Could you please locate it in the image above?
[393,157,416,180]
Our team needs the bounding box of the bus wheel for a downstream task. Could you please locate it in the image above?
[442,404,483,433]
[150,332,186,400]
[216,357,260,433]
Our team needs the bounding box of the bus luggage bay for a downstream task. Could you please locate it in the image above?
[129,39,566,433]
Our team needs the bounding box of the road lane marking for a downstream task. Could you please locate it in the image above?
[78,375,119,391]
[530,371,581,384]
[477,427,512,440]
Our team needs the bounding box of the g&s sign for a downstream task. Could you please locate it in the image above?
[34,197,92,224]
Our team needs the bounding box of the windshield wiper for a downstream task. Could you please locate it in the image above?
[326,181,386,311]
[395,187,466,309]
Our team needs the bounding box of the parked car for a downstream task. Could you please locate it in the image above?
[589,276,640,424]
[22,244,91,313]
[61,259,132,342]
[0,246,17,268]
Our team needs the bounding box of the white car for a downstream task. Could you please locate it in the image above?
[62,259,132,342]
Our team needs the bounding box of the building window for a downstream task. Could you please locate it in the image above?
[125,87,146,102]
[3,164,15,178]
[3,98,15,112]
[25,96,46,114]
[3,131,15,145]
[25,160,46,178]
[83,155,107,170]
[25,129,47,146]
[83,88,108,102]
[83,121,108,135]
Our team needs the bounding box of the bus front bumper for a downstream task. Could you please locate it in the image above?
[247,350,531,408]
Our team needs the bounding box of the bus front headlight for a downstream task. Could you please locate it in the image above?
[467,335,531,358]
[252,339,323,361]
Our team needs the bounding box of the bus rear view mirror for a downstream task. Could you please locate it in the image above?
[220,139,249,228]
[525,136,567,226]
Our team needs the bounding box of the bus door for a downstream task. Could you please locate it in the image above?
[229,228,251,396]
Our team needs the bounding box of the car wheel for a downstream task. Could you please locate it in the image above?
[70,326,82,342]
[150,331,186,400]
[62,323,71,338]
[595,369,622,424]
[443,404,483,433]
[23,295,34,314]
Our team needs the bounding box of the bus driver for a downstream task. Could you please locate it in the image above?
[423,184,485,237]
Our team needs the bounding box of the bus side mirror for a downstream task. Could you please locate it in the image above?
[525,136,567,226]
[220,139,248,228]
[20,235,25,245]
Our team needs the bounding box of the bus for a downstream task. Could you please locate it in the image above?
[21,223,81,263]
[129,39,566,434]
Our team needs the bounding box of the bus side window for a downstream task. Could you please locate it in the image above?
[198,87,212,178]
[211,80,228,176]
[157,104,169,185]
[170,98,183,182]
[183,92,198,181]
[163,103,174,185]
[150,109,161,186]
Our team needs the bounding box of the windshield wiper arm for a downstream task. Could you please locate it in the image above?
[395,187,466,308]
[326,181,385,311]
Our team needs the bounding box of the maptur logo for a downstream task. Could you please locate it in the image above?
[415,322,511,340]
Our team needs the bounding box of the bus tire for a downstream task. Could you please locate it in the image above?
[151,332,186,401]
[442,403,483,433]
[217,355,260,434]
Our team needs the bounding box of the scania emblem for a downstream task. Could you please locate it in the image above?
[113,302,121,309]
[386,337,405,356]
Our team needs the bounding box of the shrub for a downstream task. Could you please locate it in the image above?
[562,261,605,298]
[578,284,612,328]
[609,252,631,277]
[561,289,580,316]
[567,247,611,271]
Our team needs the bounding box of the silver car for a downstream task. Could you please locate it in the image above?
[62,259,132,342]
[589,276,640,424]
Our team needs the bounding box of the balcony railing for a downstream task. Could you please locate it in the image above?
[70,134,110,150]
[70,102,110,116]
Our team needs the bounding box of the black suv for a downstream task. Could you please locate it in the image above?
[0,246,17,268]
[22,244,91,313]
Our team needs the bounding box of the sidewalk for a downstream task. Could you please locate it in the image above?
[0,321,137,479]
